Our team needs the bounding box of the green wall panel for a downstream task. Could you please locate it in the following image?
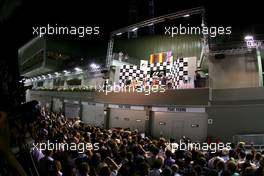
[113,35,202,60]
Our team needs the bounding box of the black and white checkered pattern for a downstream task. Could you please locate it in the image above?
[171,58,189,88]
[119,58,190,88]
[147,62,172,84]
[119,65,144,86]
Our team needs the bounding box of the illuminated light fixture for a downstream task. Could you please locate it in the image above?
[148,23,154,26]
[75,67,82,72]
[116,32,122,36]
[244,35,256,48]
[48,74,52,78]
[90,63,100,70]
[183,14,190,17]
[38,76,41,80]
[55,72,60,77]
[63,70,70,74]
[244,35,253,41]
[42,75,46,79]
[132,27,138,32]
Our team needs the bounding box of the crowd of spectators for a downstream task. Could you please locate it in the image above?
[6,107,264,176]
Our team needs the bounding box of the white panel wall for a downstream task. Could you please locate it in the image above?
[52,98,63,113]
[110,66,120,85]
[109,109,147,133]
[43,79,54,89]
[152,111,208,142]
[26,89,31,102]
[64,102,80,118]
[186,57,197,88]
[208,53,258,89]
[82,103,105,127]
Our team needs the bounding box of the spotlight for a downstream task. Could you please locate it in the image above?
[132,27,138,32]
[244,35,253,41]
[90,63,100,70]
[75,67,82,72]
[244,35,256,48]
[63,70,70,74]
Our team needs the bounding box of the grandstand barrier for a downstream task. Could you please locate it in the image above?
[233,134,264,149]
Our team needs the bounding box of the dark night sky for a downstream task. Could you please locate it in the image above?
[1,0,264,56]
[2,0,263,47]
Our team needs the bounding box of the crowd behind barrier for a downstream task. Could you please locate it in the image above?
[2,106,264,176]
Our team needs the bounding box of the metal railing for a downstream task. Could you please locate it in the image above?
[244,145,264,152]
[233,134,264,145]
